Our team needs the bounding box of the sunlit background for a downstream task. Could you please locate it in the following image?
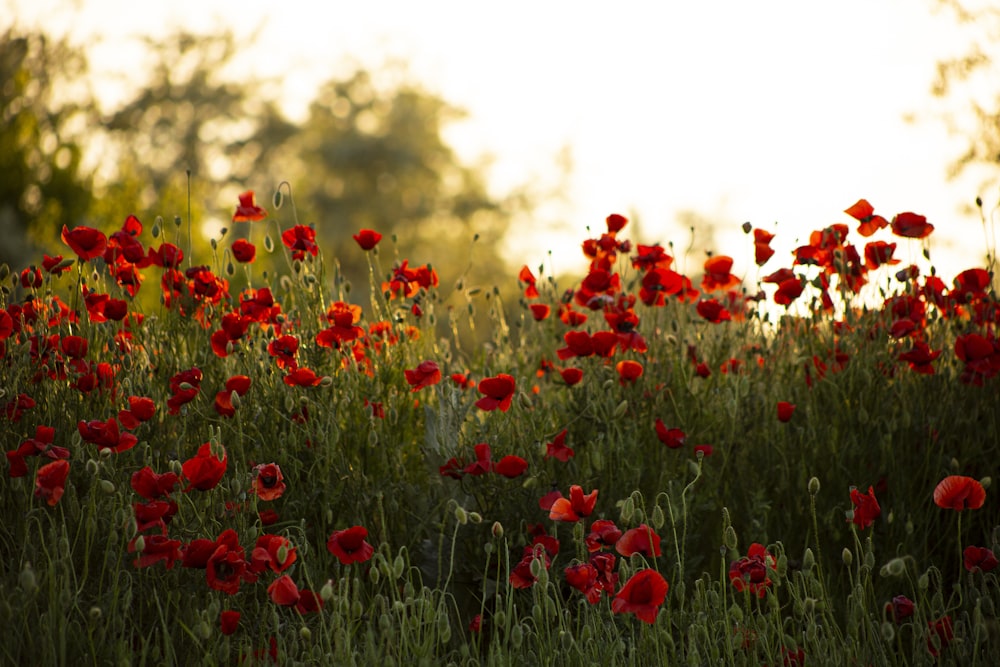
[6,0,999,283]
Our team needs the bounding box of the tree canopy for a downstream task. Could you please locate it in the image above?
[0,25,528,333]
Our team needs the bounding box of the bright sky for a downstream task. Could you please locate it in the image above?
[9,0,999,281]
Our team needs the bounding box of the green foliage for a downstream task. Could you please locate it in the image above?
[1,189,999,664]
[0,26,93,267]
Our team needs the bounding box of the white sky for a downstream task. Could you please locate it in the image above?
[8,0,999,281]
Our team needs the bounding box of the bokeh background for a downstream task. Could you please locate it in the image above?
[3,0,998,292]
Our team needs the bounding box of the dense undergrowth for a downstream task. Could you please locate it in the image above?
[1,189,998,666]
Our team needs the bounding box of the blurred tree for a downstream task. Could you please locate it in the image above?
[96,29,297,215]
[0,26,94,269]
[928,1,1000,183]
[282,68,527,323]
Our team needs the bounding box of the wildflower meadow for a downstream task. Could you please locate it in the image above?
[1,186,998,666]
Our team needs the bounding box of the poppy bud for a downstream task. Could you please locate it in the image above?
[918,572,929,590]
[300,626,312,641]
[132,535,146,554]
[620,496,635,523]
[320,579,335,601]
[264,234,274,252]
[724,526,738,551]
[529,555,545,579]
[392,554,405,580]
[173,215,182,228]
[802,548,815,572]
[468,511,482,524]
[651,505,665,529]
[491,521,504,539]
[613,400,629,419]
[880,621,895,643]
[981,476,992,489]
[100,480,115,494]
[19,563,37,593]
[89,606,102,622]
[369,565,380,585]
[454,506,468,525]
[808,477,820,495]
[273,189,283,209]
[842,548,853,566]
[86,459,99,476]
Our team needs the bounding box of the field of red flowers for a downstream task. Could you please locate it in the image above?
[2,189,998,665]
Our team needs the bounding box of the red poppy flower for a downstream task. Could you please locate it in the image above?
[295,589,324,614]
[752,228,776,265]
[964,545,998,573]
[404,361,442,392]
[654,420,686,449]
[545,429,575,462]
[251,534,297,574]
[352,229,382,250]
[118,395,156,430]
[927,616,953,657]
[849,486,881,529]
[776,401,795,423]
[130,466,179,500]
[464,443,494,476]
[529,303,551,321]
[510,550,548,589]
[231,239,256,263]
[565,563,602,603]
[605,213,628,233]
[61,225,107,261]
[899,341,941,375]
[259,509,280,526]
[933,475,986,511]
[20,266,42,289]
[35,459,70,506]
[327,526,374,565]
[281,224,319,261]
[518,265,540,299]
[891,211,934,239]
[168,367,202,414]
[616,360,643,385]
[326,526,375,565]
[42,254,72,275]
[181,442,228,492]
[701,255,741,292]
[696,298,732,323]
[220,610,240,635]
[78,417,137,453]
[129,534,183,569]
[885,595,914,623]
[232,190,267,222]
[585,519,622,552]
[495,455,528,478]
[207,530,255,594]
[559,367,584,386]
[863,241,899,270]
[549,485,598,522]
[844,198,889,237]
[774,277,805,306]
[468,614,482,633]
[694,443,713,457]
[611,569,668,624]
[283,367,323,387]
[133,499,178,533]
[267,335,299,370]
[251,463,286,501]
[729,543,775,598]
[475,373,516,412]
[616,524,662,557]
